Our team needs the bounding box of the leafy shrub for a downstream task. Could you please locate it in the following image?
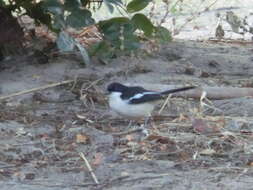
[0,0,171,64]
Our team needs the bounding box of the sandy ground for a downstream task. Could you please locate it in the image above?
[1,40,253,190]
[1,1,253,190]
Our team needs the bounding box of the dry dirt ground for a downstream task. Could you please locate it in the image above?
[1,40,253,190]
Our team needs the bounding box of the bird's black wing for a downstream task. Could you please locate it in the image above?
[120,86,148,100]
[128,93,163,104]
[120,86,162,104]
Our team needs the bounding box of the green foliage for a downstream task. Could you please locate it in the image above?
[154,26,172,44]
[66,9,94,28]
[88,41,115,64]
[131,13,154,37]
[0,0,172,64]
[42,0,95,30]
[127,0,152,13]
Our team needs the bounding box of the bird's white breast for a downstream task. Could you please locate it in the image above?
[108,92,155,118]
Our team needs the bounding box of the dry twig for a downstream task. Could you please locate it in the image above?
[79,152,99,185]
[0,80,74,101]
[158,94,172,114]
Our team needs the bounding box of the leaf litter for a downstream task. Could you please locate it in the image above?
[1,41,253,189]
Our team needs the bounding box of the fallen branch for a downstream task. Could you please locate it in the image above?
[131,83,253,100]
[0,80,74,101]
[10,182,96,188]
[112,128,144,136]
[79,152,99,185]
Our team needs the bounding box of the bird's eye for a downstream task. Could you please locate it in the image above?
[107,85,114,92]
[107,83,123,92]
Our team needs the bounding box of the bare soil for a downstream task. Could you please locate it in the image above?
[1,39,253,190]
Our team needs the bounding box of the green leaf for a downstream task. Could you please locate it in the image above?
[154,26,172,43]
[131,13,154,37]
[28,2,51,26]
[98,17,140,51]
[75,41,91,65]
[0,1,5,6]
[98,17,132,41]
[56,31,75,52]
[122,35,140,49]
[127,0,152,13]
[66,9,94,28]
[52,14,66,30]
[43,0,63,15]
[89,41,116,64]
[64,0,80,11]
[56,31,90,65]
[170,1,179,14]
[99,17,130,30]
[89,41,111,56]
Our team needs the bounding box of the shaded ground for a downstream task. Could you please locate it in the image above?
[1,40,253,190]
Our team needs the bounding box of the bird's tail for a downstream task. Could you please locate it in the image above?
[161,86,196,95]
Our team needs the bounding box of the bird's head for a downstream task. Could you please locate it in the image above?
[107,82,127,93]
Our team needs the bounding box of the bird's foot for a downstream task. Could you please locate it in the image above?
[139,125,150,137]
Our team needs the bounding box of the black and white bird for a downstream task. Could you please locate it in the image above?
[107,82,195,119]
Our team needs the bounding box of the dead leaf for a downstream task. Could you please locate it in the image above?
[146,135,176,144]
[25,173,35,180]
[192,119,221,134]
[127,142,138,147]
[178,151,191,161]
[121,172,129,177]
[125,134,134,142]
[145,134,161,141]
[159,144,168,151]
[32,74,40,79]
[199,149,216,155]
[76,114,94,123]
[76,134,89,144]
[157,137,175,145]
[92,153,104,166]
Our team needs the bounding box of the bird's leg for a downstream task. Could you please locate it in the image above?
[125,118,151,137]
[139,116,151,137]
[144,117,150,127]
[126,120,133,130]
[126,120,142,131]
